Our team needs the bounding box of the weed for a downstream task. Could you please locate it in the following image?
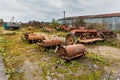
[85,52,107,65]
[95,39,120,48]
[56,67,68,74]
[56,31,67,37]
[57,59,66,66]
[107,70,114,80]
[79,70,101,80]
[42,67,47,80]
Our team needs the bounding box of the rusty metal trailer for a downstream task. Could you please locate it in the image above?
[65,29,116,45]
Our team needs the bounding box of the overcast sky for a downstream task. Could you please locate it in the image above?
[0,0,120,22]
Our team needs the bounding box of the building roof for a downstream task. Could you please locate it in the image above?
[58,12,120,20]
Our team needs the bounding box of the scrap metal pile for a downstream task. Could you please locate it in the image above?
[21,26,116,60]
[22,32,86,60]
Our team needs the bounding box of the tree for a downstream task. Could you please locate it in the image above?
[50,18,59,28]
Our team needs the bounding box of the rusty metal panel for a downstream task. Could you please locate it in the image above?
[80,38,103,43]
[37,39,63,49]
[40,39,62,46]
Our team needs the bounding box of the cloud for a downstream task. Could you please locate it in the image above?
[0,0,120,22]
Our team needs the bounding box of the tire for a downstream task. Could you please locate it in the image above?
[65,33,77,45]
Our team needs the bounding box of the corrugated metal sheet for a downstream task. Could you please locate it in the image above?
[58,13,120,30]
[84,17,120,30]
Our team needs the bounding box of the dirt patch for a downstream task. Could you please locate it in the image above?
[117,34,120,40]
[87,46,120,60]
[20,61,43,80]
[0,58,7,80]
[87,45,120,79]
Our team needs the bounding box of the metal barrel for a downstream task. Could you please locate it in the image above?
[56,44,86,60]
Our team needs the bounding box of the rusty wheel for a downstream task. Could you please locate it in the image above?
[65,33,77,45]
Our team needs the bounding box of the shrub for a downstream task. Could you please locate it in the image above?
[50,18,59,29]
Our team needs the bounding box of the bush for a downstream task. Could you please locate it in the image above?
[50,18,59,29]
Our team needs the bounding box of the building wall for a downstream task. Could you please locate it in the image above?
[84,17,120,30]
[58,17,120,30]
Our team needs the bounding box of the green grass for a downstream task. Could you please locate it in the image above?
[56,31,68,37]
[79,70,101,80]
[94,39,120,48]
[85,52,108,65]
[0,27,116,80]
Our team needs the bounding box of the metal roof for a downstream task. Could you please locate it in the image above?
[58,13,120,20]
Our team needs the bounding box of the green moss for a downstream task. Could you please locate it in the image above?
[79,70,101,80]
[95,40,120,48]
[41,67,47,80]
[85,53,107,65]
[65,74,80,80]
[8,72,25,80]
[56,67,68,74]
[56,31,67,37]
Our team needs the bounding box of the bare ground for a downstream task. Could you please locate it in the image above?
[0,58,7,80]
[87,46,120,60]
[87,46,120,79]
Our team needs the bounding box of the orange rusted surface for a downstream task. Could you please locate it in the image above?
[23,32,45,43]
[56,44,86,60]
[77,27,85,30]
[59,26,70,31]
[97,30,117,39]
[80,38,103,43]
[44,27,56,32]
[71,29,97,34]
[27,34,45,40]
[38,39,62,47]
[59,26,86,31]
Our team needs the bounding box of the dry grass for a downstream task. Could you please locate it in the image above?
[0,27,119,80]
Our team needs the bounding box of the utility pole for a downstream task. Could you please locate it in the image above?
[63,11,65,25]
